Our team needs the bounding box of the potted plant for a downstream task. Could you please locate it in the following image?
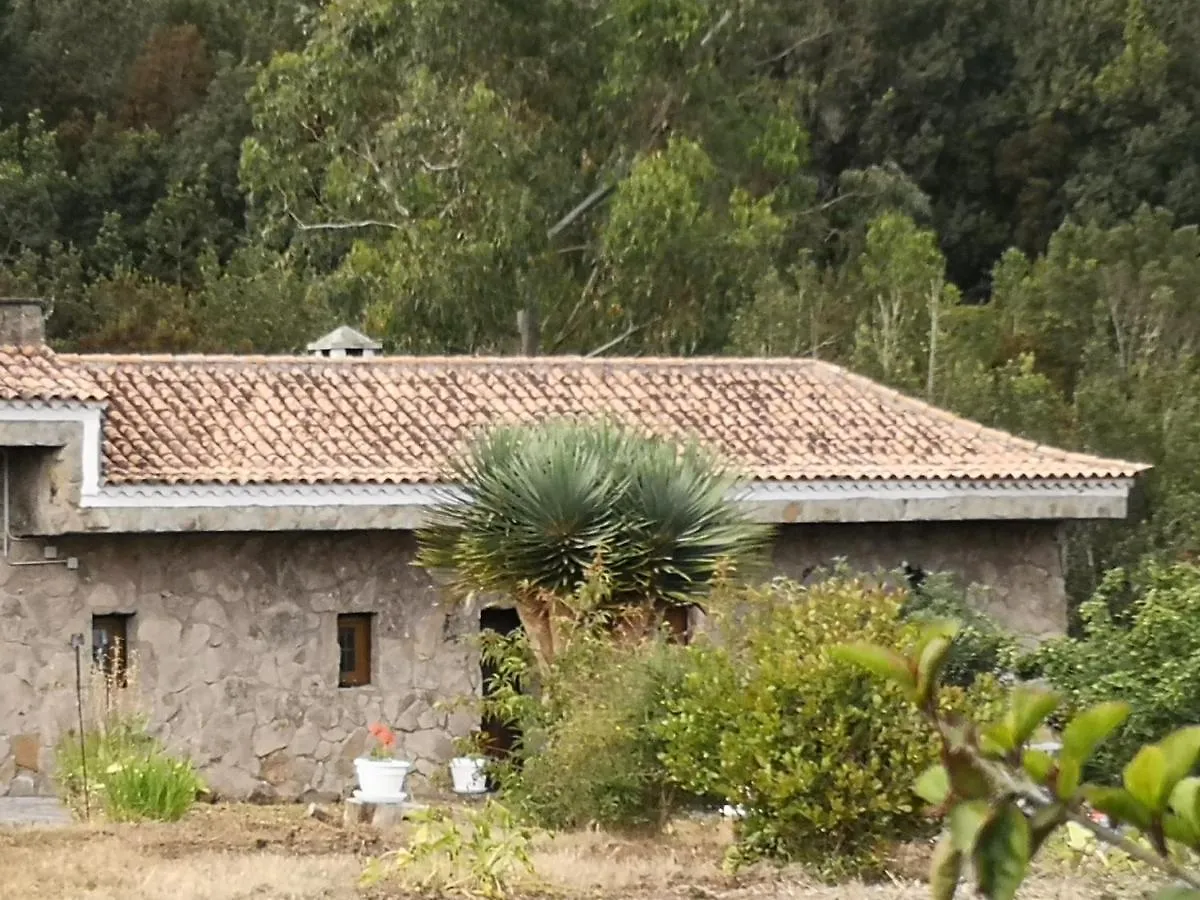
[449,731,489,795]
[353,723,413,800]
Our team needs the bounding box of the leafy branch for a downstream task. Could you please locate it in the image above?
[835,622,1200,899]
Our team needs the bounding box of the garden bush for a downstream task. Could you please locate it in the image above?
[1026,560,1200,782]
[483,613,696,831]
[656,576,1000,875]
[55,711,205,822]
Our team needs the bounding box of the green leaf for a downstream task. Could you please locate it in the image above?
[1006,686,1060,749]
[1082,786,1153,830]
[980,722,1014,757]
[1059,702,1131,796]
[973,803,1031,900]
[915,764,951,806]
[916,635,954,705]
[1159,727,1200,788]
[930,834,962,900]
[1022,749,1056,785]
[1163,812,1200,848]
[1170,777,1200,833]
[949,800,990,852]
[913,618,961,653]
[1056,757,1082,802]
[832,643,915,696]
[1125,744,1172,814]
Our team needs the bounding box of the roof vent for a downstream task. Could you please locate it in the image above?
[306,325,383,359]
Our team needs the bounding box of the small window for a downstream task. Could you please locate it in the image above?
[337,613,372,687]
[92,614,131,687]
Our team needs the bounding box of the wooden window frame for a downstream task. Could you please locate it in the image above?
[92,613,131,687]
[337,613,373,687]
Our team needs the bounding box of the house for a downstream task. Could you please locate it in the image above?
[0,299,1146,800]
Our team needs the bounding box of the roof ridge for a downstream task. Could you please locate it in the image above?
[59,351,838,369]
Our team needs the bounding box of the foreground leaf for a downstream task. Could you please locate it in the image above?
[1058,702,1131,797]
[930,834,962,900]
[1022,749,1056,785]
[1125,745,1172,814]
[1006,686,1060,750]
[832,643,915,696]
[1163,812,1200,848]
[1160,727,1200,789]
[973,803,1031,900]
[1170,778,1200,834]
[949,801,990,852]
[917,634,954,705]
[1083,786,1153,830]
[915,764,951,806]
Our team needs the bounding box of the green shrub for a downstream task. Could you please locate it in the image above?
[1026,560,1200,781]
[656,576,1000,875]
[482,614,697,831]
[363,801,539,898]
[55,712,205,822]
[898,570,1018,686]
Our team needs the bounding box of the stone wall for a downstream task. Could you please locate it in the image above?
[772,520,1067,636]
[0,520,1068,799]
[0,531,480,800]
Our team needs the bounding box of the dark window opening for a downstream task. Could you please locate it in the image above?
[344,347,364,357]
[338,613,372,687]
[662,603,692,645]
[903,562,927,594]
[92,614,131,687]
[480,607,522,766]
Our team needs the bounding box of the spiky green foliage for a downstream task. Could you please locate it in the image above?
[417,420,769,607]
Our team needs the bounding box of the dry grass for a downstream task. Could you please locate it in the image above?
[0,803,1155,900]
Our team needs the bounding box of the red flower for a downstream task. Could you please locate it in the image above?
[369,722,395,749]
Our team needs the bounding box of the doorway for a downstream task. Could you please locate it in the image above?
[479,607,523,762]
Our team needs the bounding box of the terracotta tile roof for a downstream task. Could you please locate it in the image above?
[0,345,106,403]
[0,352,1134,487]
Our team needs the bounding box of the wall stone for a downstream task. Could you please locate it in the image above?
[771,521,1067,637]
[0,531,481,800]
[0,520,1069,799]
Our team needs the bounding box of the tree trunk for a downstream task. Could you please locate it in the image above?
[517,307,539,356]
[512,590,570,677]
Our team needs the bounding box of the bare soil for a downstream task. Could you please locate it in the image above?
[0,803,1150,899]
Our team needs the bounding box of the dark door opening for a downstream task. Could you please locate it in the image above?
[480,607,523,764]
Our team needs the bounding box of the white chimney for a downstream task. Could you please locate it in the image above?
[306,325,383,359]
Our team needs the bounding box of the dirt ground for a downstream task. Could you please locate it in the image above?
[0,803,1152,900]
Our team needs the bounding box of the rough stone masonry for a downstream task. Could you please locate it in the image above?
[0,531,479,800]
[0,520,1067,799]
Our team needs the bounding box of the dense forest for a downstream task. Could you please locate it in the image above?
[3,0,1200,598]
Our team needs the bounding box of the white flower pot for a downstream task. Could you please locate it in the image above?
[353,758,413,801]
[450,756,488,795]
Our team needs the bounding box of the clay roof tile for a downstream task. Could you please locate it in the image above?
[0,350,1148,486]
